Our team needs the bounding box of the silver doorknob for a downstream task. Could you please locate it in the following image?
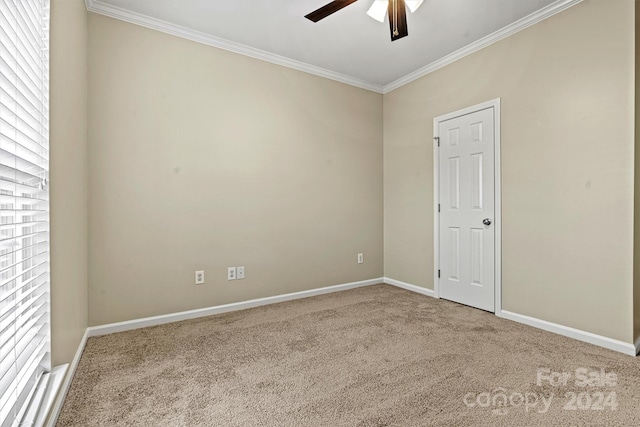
[483,218,492,226]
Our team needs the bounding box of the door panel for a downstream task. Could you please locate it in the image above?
[439,107,495,312]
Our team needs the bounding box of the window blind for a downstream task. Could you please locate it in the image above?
[0,1,50,426]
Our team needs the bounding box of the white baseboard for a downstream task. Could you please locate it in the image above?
[499,310,637,356]
[38,279,639,426]
[88,277,384,337]
[383,277,437,298]
[45,329,89,427]
[42,278,384,424]
[383,277,637,357]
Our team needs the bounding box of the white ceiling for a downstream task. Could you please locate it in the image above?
[87,0,572,91]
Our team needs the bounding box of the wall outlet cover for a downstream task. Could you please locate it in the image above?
[237,266,245,279]
[195,270,205,285]
[227,267,236,280]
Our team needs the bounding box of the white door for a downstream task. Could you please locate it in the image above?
[438,107,495,312]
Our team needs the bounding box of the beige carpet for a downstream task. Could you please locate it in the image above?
[57,284,640,426]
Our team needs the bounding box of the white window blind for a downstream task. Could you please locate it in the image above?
[0,1,50,426]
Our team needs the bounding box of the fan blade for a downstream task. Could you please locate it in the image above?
[305,0,359,22]
[387,0,408,41]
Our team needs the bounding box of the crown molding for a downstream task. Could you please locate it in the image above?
[85,0,582,95]
[84,0,384,94]
[382,0,583,93]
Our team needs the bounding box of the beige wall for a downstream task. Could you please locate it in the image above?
[51,0,636,344]
[635,0,640,343]
[87,14,383,325]
[384,0,635,342]
[50,0,89,365]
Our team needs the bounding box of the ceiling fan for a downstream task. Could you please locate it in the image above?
[305,0,424,42]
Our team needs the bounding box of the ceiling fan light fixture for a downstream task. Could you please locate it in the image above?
[366,0,388,23]
[406,0,424,13]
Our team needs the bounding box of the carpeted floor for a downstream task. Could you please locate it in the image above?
[57,284,640,426]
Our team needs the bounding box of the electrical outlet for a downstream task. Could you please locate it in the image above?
[195,270,204,285]
[236,266,245,280]
[227,267,236,281]
[357,253,364,264]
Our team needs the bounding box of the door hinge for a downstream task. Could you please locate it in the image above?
[434,136,440,147]
[438,270,441,278]
[438,204,440,213]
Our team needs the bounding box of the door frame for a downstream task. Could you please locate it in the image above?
[433,98,502,313]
